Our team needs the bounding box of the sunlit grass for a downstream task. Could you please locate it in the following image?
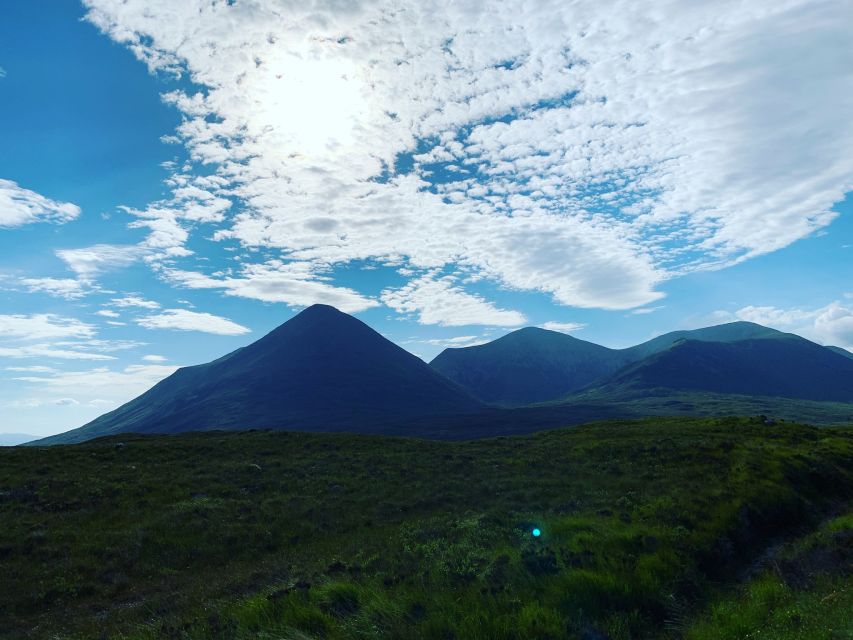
[0,416,851,639]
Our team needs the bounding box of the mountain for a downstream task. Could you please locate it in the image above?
[827,345,853,360]
[430,327,628,406]
[596,336,853,402]
[37,305,482,445]
[0,433,37,447]
[621,321,792,360]
[429,321,790,406]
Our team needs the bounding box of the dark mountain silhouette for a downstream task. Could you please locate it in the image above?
[33,310,853,446]
[37,305,482,445]
[429,321,792,406]
[430,327,628,405]
[621,321,791,360]
[594,336,853,402]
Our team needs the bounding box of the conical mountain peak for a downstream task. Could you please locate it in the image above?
[40,306,481,445]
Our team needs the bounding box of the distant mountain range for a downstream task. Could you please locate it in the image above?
[0,433,37,447]
[33,307,853,445]
[602,336,853,402]
[431,321,853,405]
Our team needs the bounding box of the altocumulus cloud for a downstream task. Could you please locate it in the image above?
[81,0,853,323]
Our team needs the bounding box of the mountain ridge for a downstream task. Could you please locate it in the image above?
[30,308,853,445]
[431,320,804,406]
[36,304,482,445]
[430,326,629,405]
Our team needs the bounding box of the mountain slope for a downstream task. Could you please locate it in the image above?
[599,336,853,402]
[827,345,853,360]
[38,305,482,445]
[429,321,794,406]
[621,321,792,361]
[430,327,628,406]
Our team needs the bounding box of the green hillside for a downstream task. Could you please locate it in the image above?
[2,417,852,639]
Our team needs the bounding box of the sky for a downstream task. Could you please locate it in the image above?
[1,0,852,437]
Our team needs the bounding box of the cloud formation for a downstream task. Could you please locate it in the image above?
[11,363,180,410]
[0,314,95,341]
[0,179,80,228]
[20,277,92,300]
[56,244,144,279]
[731,301,853,352]
[540,321,586,333]
[136,308,250,335]
[163,261,379,313]
[381,273,526,327]
[109,295,161,309]
[81,0,853,322]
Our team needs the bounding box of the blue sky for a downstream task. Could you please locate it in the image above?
[1,0,851,437]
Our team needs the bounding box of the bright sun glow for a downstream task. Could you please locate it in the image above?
[257,56,367,158]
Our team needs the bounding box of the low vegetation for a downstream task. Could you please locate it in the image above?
[686,509,853,639]
[1,417,851,639]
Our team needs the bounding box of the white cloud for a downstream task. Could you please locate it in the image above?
[109,295,161,309]
[21,277,91,300]
[5,366,60,374]
[82,0,853,317]
[0,344,115,361]
[629,306,665,316]
[142,354,167,362]
[0,179,80,227]
[117,181,232,259]
[56,244,144,279]
[11,363,180,408]
[0,314,95,341]
[57,338,144,353]
[423,335,488,348]
[725,301,853,351]
[163,261,379,313]
[540,321,585,333]
[813,302,853,351]
[136,308,250,335]
[96,309,120,318]
[734,305,817,328]
[381,273,526,327]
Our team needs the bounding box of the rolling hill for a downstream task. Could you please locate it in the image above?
[35,304,482,445]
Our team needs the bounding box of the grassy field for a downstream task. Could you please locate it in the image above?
[554,388,853,428]
[1,417,851,639]
[686,510,853,639]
